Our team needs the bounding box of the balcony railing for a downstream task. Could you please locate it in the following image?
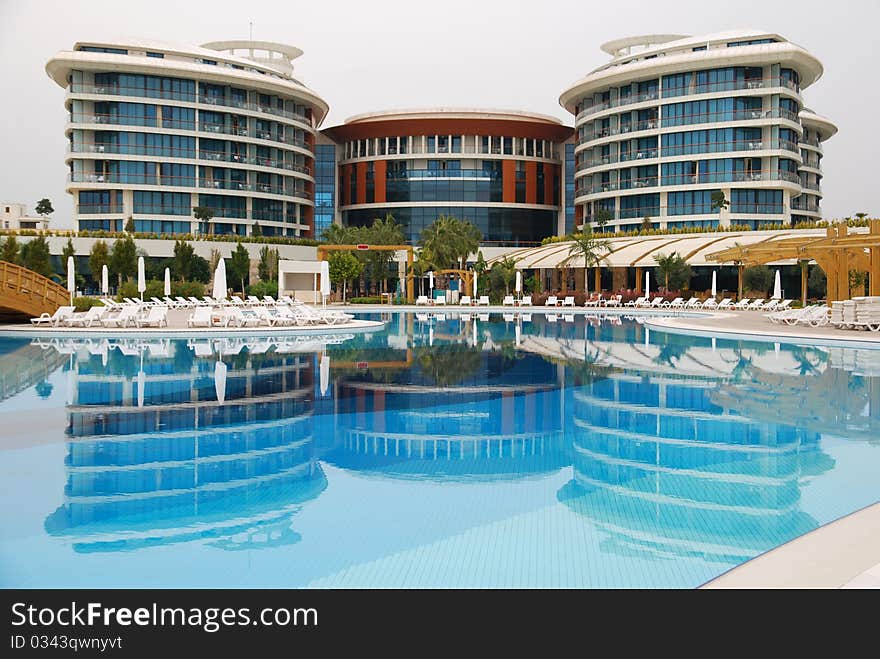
[575,76,800,120]
[68,83,312,126]
[575,169,802,196]
[68,172,313,199]
[386,169,498,180]
[660,138,799,157]
[69,143,312,175]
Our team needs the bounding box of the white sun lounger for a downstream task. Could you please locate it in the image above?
[562,296,576,307]
[64,306,108,327]
[545,295,559,307]
[624,296,646,308]
[135,306,168,328]
[101,306,139,327]
[31,306,75,326]
[187,307,213,327]
[502,295,515,306]
[477,296,490,306]
[520,295,533,307]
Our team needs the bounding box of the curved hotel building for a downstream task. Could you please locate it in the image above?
[322,110,574,244]
[46,39,329,237]
[560,31,836,232]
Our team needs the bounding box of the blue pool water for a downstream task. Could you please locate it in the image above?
[1,311,878,588]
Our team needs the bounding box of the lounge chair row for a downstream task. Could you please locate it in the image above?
[31,304,168,328]
[186,303,352,328]
[767,304,830,327]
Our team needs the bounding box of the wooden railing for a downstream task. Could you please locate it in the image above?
[0,261,70,318]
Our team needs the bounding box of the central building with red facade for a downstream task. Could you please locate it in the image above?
[321,109,574,245]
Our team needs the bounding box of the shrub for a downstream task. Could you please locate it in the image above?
[246,280,279,299]
[348,296,383,304]
[72,296,103,312]
[743,266,773,294]
[171,280,205,299]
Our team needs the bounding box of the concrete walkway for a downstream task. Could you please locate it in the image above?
[643,310,880,347]
[703,503,880,588]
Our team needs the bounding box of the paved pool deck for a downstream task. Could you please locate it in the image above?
[702,503,880,588]
[0,306,384,338]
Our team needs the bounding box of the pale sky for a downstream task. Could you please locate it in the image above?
[1,0,876,227]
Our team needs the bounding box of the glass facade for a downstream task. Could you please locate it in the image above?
[65,54,321,236]
[343,207,556,245]
[569,34,830,230]
[564,144,575,234]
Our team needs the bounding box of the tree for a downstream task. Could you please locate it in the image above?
[641,216,653,232]
[172,240,195,281]
[566,226,610,292]
[594,207,613,232]
[109,235,137,286]
[711,190,730,212]
[189,255,211,283]
[227,242,251,294]
[743,265,773,295]
[124,216,136,233]
[21,235,52,277]
[193,206,215,235]
[653,252,692,291]
[61,237,75,263]
[328,251,363,302]
[258,245,279,282]
[808,265,827,298]
[89,240,109,285]
[35,198,54,217]
[408,253,433,297]
[418,215,481,271]
[0,235,20,264]
[489,256,518,296]
[252,222,263,237]
[363,214,405,294]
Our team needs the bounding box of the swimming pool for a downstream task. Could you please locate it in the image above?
[1,311,878,588]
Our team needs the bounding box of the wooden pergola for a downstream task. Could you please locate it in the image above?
[705,220,880,303]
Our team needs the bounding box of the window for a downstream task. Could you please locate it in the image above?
[77,46,128,54]
[727,38,776,47]
[146,52,164,58]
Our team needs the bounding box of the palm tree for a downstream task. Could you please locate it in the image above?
[418,215,481,270]
[491,256,518,295]
[565,226,610,292]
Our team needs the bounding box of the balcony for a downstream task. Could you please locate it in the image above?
[575,76,800,121]
[67,172,313,199]
[574,169,802,197]
[68,83,312,127]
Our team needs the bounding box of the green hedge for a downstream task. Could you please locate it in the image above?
[72,296,104,312]
[348,296,383,304]
[246,280,279,299]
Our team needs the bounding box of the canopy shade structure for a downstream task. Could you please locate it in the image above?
[705,221,880,301]
[487,228,853,270]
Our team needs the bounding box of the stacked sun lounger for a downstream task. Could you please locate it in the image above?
[831,297,880,331]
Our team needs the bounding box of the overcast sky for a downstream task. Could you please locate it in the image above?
[1,0,876,227]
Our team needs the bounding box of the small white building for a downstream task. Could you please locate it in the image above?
[1,202,50,231]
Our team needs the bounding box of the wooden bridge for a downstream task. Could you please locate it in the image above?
[0,261,70,321]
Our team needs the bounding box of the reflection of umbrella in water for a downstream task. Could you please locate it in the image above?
[320,353,330,397]
[215,359,227,405]
[472,318,478,347]
[429,326,434,346]
[137,369,145,408]
[515,323,521,347]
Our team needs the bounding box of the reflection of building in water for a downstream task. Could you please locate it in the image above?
[559,369,833,564]
[0,340,68,403]
[326,334,569,479]
[45,340,326,552]
[711,348,880,444]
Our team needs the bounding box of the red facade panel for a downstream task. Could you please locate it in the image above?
[502,160,516,204]
[525,161,537,204]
